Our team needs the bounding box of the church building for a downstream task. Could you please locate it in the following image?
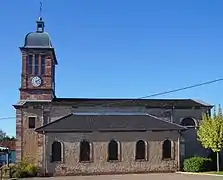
[13,17,213,176]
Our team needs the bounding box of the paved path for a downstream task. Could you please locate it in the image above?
[22,173,223,180]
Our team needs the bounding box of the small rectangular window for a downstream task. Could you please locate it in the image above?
[28,117,36,129]
[27,55,33,74]
[43,111,49,125]
[52,63,55,90]
[41,55,45,75]
[52,63,55,77]
[38,24,42,28]
[34,55,39,75]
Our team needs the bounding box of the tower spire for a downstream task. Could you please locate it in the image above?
[36,0,44,33]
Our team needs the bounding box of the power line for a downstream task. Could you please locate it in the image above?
[93,78,223,107]
[0,77,222,120]
[138,78,223,98]
[140,78,223,98]
[0,117,16,120]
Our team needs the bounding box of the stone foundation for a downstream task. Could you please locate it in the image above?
[52,161,178,176]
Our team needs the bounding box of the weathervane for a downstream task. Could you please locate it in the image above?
[39,0,43,20]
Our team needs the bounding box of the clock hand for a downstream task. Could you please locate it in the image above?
[37,79,41,84]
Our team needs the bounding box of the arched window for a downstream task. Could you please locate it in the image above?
[51,141,62,162]
[162,139,172,159]
[108,140,119,161]
[135,140,146,160]
[180,117,196,127]
[79,140,91,162]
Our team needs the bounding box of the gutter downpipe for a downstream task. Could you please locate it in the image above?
[43,130,46,176]
[171,106,175,123]
[177,131,181,171]
[21,108,24,161]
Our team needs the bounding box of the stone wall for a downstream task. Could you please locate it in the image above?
[50,105,206,124]
[44,131,180,175]
[15,109,23,163]
[15,106,44,166]
[19,49,55,100]
[49,105,208,160]
[16,103,208,174]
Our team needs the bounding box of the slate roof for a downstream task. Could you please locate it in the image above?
[35,113,186,133]
[0,140,16,151]
[13,98,213,109]
[52,98,212,108]
[24,32,52,48]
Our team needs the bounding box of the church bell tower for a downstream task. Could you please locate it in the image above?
[19,17,57,100]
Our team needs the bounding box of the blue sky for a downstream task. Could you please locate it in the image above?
[1,0,223,136]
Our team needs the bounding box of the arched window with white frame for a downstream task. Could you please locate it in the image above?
[51,141,62,162]
[108,139,120,161]
[135,140,147,160]
[180,117,196,127]
[162,139,172,159]
[79,140,91,162]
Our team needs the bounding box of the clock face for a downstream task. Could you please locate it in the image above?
[31,76,42,87]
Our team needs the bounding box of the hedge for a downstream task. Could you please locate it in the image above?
[183,156,212,172]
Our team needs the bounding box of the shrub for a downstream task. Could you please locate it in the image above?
[24,163,38,177]
[1,163,15,177]
[183,156,212,172]
[1,161,39,178]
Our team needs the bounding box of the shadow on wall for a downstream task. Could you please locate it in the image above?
[182,125,223,171]
[182,128,208,158]
[207,151,223,171]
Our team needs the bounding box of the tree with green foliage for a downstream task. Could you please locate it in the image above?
[0,129,15,141]
[0,129,6,140]
[197,105,223,172]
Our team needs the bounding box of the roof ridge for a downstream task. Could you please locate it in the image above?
[72,112,148,116]
[35,113,73,132]
[145,113,187,129]
[36,112,187,133]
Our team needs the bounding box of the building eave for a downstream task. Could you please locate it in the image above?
[51,97,212,109]
[13,100,52,109]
